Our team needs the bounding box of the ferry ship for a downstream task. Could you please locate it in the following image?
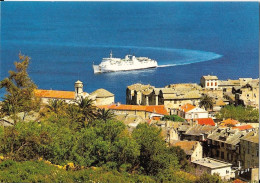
[93,51,158,73]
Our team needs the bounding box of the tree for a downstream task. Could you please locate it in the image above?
[77,97,97,127]
[132,123,179,176]
[216,105,259,122]
[41,99,67,118]
[0,53,40,124]
[199,95,214,111]
[97,108,115,122]
[195,173,222,183]
[162,115,185,122]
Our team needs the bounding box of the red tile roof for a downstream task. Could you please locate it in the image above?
[220,118,239,126]
[180,103,196,112]
[35,89,75,99]
[195,118,215,126]
[233,125,253,131]
[98,104,168,115]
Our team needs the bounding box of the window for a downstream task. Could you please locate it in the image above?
[215,82,217,86]
[221,152,224,159]
[226,170,229,174]
[207,83,209,86]
[211,82,213,86]
[221,142,224,147]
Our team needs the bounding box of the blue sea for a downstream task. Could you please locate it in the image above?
[1,2,259,103]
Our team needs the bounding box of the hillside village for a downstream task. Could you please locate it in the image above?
[0,74,259,182]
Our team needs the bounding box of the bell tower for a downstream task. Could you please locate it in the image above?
[75,80,83,100]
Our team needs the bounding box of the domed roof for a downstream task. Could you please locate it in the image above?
[75,80,83,84]
[90,88,114,98]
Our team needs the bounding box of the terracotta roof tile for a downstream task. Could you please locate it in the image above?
[35,89,75,99]
[233,125,253,131]
[98,104,168,115]
[180,103,196,112]
[220,118,239,126]
[195,118,215,126]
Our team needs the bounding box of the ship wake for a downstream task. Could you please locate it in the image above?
[95,45,222,68]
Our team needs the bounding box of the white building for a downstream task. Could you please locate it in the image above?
[200,75,218,90]
[192,157,233,180]
[178,103,209,120]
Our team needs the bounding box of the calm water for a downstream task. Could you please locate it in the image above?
[1,2,259,103]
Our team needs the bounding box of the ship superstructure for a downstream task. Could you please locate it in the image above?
[93,51,158,73]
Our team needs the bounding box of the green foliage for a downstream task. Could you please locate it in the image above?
[169,146,190,170]
[132,123,179,177]
[162,115,185,122]
[216,105,259,122]
[0,160,156,183]
[0,122,52,161]
[195,173,223,183]
[0,53,40,124]
[73,120,140,170]
[97,108,115,122]
[0,54,214,182]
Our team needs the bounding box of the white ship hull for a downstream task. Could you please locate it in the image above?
[93,52,158,73]
[93,62,158,73]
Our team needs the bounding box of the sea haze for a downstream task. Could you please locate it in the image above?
[1,2,259,103]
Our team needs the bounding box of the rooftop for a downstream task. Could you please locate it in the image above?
[202,75,218,80]
[220,118,239,127]
[207,128,246,145]
[127,83,154,91]
[90,88,114,98]
[195,118,215,126]
[192,157,232,169]
[35,89,75,99]
[185,124,217,136]
[98,104,168,115]
[180,103,196,112]
[232,125,253,131]
[241,129,259,144]
[172,141,199,155]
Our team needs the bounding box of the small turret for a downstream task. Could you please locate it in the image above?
[75,80,83,99]
[110,51,113,58]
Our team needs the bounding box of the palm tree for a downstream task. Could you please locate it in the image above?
[41,99,66,117]
[199,95,214,111]
[77,97,97,126]
[97,108,115,122]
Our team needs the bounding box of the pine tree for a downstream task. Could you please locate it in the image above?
[0,53,40,124]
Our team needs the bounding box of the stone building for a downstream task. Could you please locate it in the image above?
[90,88,114,106]
[126,83,202,113]
[35,80,114,106]
[239,129,259,182]
[126,83,154,105]
[234,82,259,108]
[240,129,259,169]
[207,128,248,167]
[171,141,203,161]
[180,124,216,142]
[200,75,218,90]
